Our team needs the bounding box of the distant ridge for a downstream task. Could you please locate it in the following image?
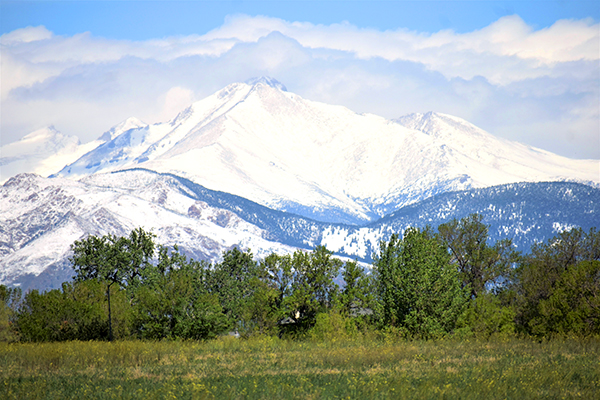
[2,168,598,291]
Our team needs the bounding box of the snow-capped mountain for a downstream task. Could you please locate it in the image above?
[0,117,147,184]
[55,78,599,224]
[1,126,80,184]
[3,168,598,292]
[395,112,599,188]
[2,77,599,292]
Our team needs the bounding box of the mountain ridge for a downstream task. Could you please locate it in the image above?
[1,78,598,292]
[49,78,598,224]
[0,118,148,184]
[2,168,598,292]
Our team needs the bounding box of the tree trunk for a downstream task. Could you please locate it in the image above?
[107,283,113,342]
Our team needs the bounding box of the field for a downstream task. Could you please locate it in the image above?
[1,337,599,399]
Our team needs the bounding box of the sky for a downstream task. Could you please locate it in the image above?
[1,0,599,159]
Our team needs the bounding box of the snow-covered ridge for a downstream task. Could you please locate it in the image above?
[52,77,599,224]
[1,127,81,183]
[394,112,599,188]
[4,77,599,225]
[2,169,598,292]
[0,170,297,291]
[97,117,147,142]
[0,118,148,184]
[245,76,287,91]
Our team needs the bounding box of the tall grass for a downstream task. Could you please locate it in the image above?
[1,336,598,399]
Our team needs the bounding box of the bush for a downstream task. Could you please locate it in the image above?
[455,293,516,339]
[16,280,132,342]
[307,312,358,342]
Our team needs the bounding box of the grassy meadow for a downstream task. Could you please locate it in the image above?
[1,336,598,399]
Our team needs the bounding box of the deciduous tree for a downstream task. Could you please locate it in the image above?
[374,227,469,338]
[438,214,518,298]
[515,227,600,336]
[70,227,155,340]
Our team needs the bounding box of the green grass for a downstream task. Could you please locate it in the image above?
[1,336,599,399]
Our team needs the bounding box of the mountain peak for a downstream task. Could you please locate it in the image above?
[394,112,481,138]
[245,76,287,92]
[97,117,147,142]
[19,126,62,143]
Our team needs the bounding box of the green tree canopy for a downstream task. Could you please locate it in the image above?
[437,213,518,298]
[133,245,228,340]
[374,227,469,339]
[286,246,342,329]
[70,227,156,288]
[208,247,261,331]
[0,285,21,342]
[515,227,600,336]
[70,227,156,340]
[16,280,131,342]
[339,260,373,317]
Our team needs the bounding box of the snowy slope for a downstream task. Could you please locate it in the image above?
[3,168,598,292]
[0,171,296,291]
[1,127,82,183]
[1,117,147,184]
[55,78,599,224]
[395,112,599,188]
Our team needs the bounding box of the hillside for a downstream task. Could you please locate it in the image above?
[2,169,598,291]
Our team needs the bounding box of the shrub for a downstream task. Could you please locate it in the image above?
[455,292,516,339]
[307,311,358,342]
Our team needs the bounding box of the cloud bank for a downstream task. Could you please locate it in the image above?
[1,15,598,159]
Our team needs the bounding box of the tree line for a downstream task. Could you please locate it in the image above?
[1,214,598,342]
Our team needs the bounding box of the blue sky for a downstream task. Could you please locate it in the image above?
[1,1,599,159]
[3,1,599,39]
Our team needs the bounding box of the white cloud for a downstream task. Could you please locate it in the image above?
[0,25,53,44]
[202,14,599,84]
[1,15,598,160]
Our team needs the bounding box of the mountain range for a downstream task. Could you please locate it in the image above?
[1,77,598,291]
[53,77,598,224]
[2,169,598,291]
